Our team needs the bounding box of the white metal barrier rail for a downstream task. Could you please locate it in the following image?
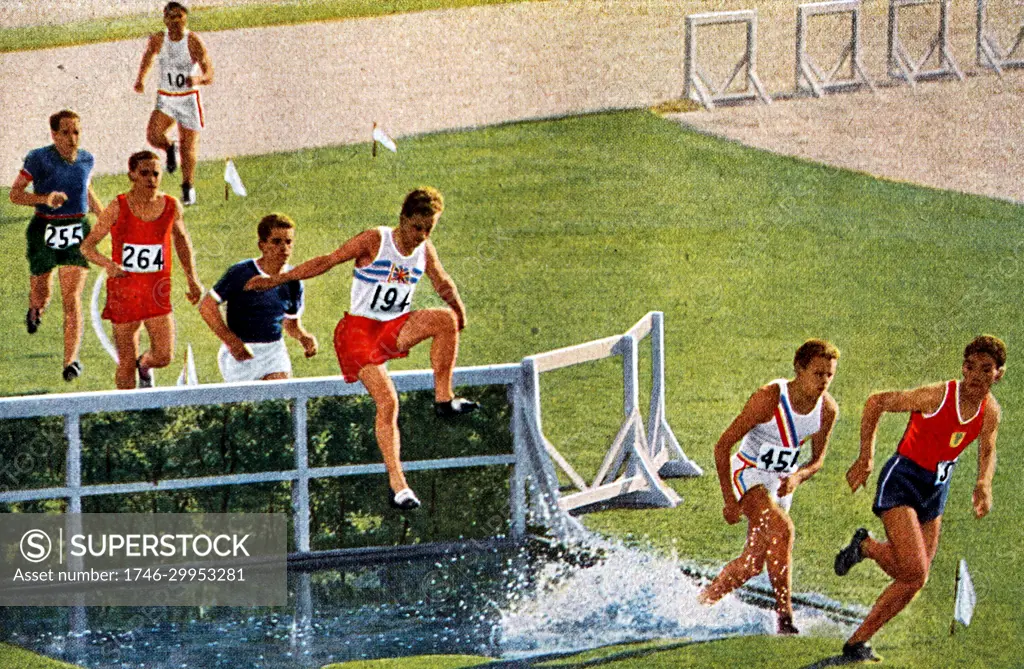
[0,365,524,553]
[977,0,1024,74]
[684,10,772,109]
[515,312,701,515]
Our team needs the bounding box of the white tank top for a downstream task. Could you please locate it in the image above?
[349,227,426,321]
[157,29,198,93]
[737,379,823,473]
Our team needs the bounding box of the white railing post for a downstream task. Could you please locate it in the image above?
[292,397,311,553]
[65,413,82,514]
[508,380,527,541]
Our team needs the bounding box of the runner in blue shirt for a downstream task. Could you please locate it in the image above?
[199,214,317,381]
[8,110,104,382]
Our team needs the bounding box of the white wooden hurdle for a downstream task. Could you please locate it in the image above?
[977,0,1024,75]
[796,1,874,96]
[514,312,702,515]
[887,0,963,88]
[684,10,772,109]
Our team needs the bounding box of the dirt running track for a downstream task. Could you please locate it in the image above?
[2,0,1023,202]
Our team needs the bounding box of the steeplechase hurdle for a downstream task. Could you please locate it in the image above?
[977,0,1024,75]
[796,1,874,96]
[684,10,771,109]
[513,312,702,517]
[887,0,963,87]
[0,312,700,551]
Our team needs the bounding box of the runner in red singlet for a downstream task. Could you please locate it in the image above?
[81,151,203,389]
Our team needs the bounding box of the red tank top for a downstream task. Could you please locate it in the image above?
[896,380,987,472]
[111,193,174,279]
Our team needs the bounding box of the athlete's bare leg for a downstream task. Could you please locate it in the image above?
[58,266,88,366]
[846,507,940,645]
[140,314,175,372]
[357,363,407,492]
[145,110,176,154]
[394,308,459,403]
[112,321,144,389]
[29,272,53,313]
[699,486,795,617]
[179,126,200,186]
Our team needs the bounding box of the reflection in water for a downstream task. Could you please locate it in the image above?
[1,538,856,668]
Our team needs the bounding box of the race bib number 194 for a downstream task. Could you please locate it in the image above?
[44,222,84,250]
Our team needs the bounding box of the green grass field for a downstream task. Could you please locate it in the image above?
[1,110,1022,668]
[0,0,535,53]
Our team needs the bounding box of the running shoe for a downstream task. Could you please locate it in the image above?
[777,613,799,636]
[166,142,177,173]
[434,397,479,418]
[182,183,196,206]
[842,641,882,663]
[389,487,421,511]
[26,308,41,334]
[835,527,870,576]
[62,361,82,382]
[137,356,155,388]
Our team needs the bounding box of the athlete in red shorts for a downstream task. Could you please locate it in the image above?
[82,150,203,389]
[247,187,477,510]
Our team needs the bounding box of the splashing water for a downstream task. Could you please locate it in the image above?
[495,535,853,658]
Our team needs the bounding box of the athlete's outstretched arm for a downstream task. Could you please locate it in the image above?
[170,201,203,304]
[847,383,946,492]
[713,386,777,523]
[80,199,128,278]
[423,242,466,330]
[134,32,162,93]
[973,398,1001,518]
[245,230,374,291]
[780,394,838,496]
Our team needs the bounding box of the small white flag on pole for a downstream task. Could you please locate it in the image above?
[372,123,397,153]
[175,344,200,386]
[224,159,247,197]
[953,558,976,629]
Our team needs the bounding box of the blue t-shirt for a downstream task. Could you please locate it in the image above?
[21,145,95,218]
[211,259,304,343]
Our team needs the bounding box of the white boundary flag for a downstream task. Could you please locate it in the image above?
[225,159,247,197]
[175,344,199,386]
[953,559,976,628]
[372,124,398,153]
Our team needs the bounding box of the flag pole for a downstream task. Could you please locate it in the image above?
[224,158,230,200]
[372,122,378,158]
[950,562,960,636]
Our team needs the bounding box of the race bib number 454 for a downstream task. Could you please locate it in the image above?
[122,243,166,274]
[45,222,84,250]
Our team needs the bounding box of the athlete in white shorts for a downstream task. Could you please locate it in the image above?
[698,340,840,636]
[199,214,317,382]
[133,2,213,206]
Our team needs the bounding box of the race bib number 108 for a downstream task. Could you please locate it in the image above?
[122,243,165,273]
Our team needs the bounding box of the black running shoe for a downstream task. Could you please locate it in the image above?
[835,527,870,576]
[777,613,799,636]
[434,397,479,418]
[26,308,41,334]
[62,361,82,382]
[137,356,155,389]
[842,641,882,663]
[389,487,421,511]
[166,142,178,173]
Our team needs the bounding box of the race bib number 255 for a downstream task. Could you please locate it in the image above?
[44,222,84,250]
